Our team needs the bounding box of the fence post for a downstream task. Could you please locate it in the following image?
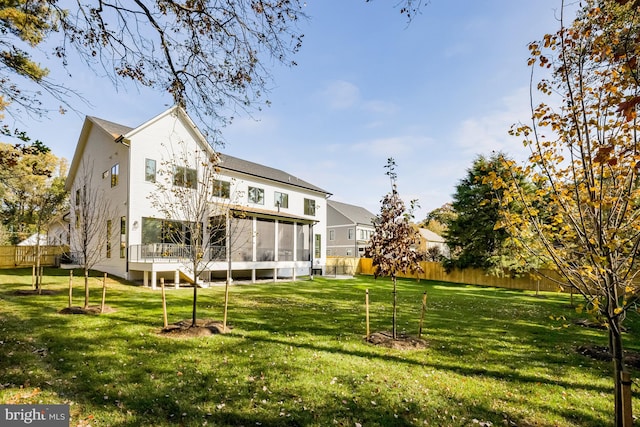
[31,265,35,289]
[68,270,73,308]
[621,371,633,427]
[100,273,107,313]
[365,289,370,339]
[419,291,427,338]
[161,278,168,329]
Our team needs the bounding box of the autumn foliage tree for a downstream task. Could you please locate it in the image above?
[495,1,640,424]
[365,158,423,340]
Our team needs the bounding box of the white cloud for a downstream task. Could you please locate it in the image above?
[320,80,361,110]
[351,134,434,159]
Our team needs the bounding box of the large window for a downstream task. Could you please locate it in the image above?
[106,220,112,258]
[173,166,197,189]
[213,179,230,198]
[208,215,227,260]
[111,163,119,187]
[120,216,126,258]
[304,198,316,216]
[145,159,156,182]
[348,228,354,240]
[256,218,275,261]
[141,217,199,246]
[274,191,288,209]
[296,223,310,261]
[314,234,321,258]
[248,186,264,205]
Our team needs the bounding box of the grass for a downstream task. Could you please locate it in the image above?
[0,268,638,426]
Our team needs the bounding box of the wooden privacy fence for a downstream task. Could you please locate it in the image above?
[0,246,67,269]
[353,258,566,293]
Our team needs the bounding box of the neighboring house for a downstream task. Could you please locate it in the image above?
[418,228,449,258]
[47,213,70,246]
[17,234,48,246]
[64,106,330,286]
[326,200,376,257]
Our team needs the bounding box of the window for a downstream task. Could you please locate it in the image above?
[314,234,321,258]
[102,170,109,179]
[213,179,230,198]
[111,164,119,187]
[348,228,354,240]
[304,198,316,216]
[120,216,126,258]
[145,159,156,182]
[346,248,353,257]
[274,191,289,209]
[75,189,80,206]
[329,229,335,241]
[106,220,112,258]
[248,186,264,204]
[173,166,197,189]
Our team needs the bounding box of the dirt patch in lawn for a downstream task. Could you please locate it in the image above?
[59,305,116,315]
[365,331,428,350]
[159,319,232,338]
[576,345,640,369]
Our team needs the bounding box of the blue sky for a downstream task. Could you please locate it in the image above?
[11,1,571,221]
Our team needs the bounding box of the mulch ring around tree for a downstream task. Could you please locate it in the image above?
[576,345,640,369]
[159,319,232,338]
[59,305,116,315]
[365,331,428,350]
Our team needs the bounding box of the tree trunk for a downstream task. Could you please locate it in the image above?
[192,282,198,327]
[609,315,626,427]
[84,269,89,309]
[392,275,397,340]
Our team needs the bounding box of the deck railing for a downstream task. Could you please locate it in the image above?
[129,244,227,263]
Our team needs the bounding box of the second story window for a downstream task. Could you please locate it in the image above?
[329,229,335,241]
[248,186,264,204]
[174,166,197,189]
[213,179,230,198]
[304,198,316,216]
[348,228,354,240]
[274,191,288,209]
[145,159,156,182]
[111,163,119,187]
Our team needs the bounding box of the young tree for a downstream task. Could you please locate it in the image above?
[498,1,640,424]
[149,141,246,328]
[364,158,423,339]
[70,161,117,309]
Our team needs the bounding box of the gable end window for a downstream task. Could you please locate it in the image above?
[111,163,119,187]
[304,198,316,216]
[248,186,264,205]
[145,159,156,182]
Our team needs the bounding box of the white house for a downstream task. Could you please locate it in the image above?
[64,106,330,286]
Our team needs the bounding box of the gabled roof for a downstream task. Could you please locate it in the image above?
[327,200,376,226]
[66,106,330,195]
[87,116,134,138]
[419,228,445,243]
[218,153,329,195]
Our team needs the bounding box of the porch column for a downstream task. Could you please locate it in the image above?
[151,270,157,290]
[174,270,180,289]
[252,269,256,283]
[273,268,277,282]
[143,270,149,287]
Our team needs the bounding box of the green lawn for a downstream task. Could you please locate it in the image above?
[0,268,637,426]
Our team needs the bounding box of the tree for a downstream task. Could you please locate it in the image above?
[364,158,423,340]
[496,1,640,424]
[422,202,455,235]
[0,0,308,140]
[0,139,66,246]
[149,141,246,328]
[69,161,117,309]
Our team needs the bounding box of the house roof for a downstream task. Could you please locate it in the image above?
[419,228,445,243]
[87,116,134,138]
[218,154,329,195]
[327,200,376,226]
[69,106,330,195]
